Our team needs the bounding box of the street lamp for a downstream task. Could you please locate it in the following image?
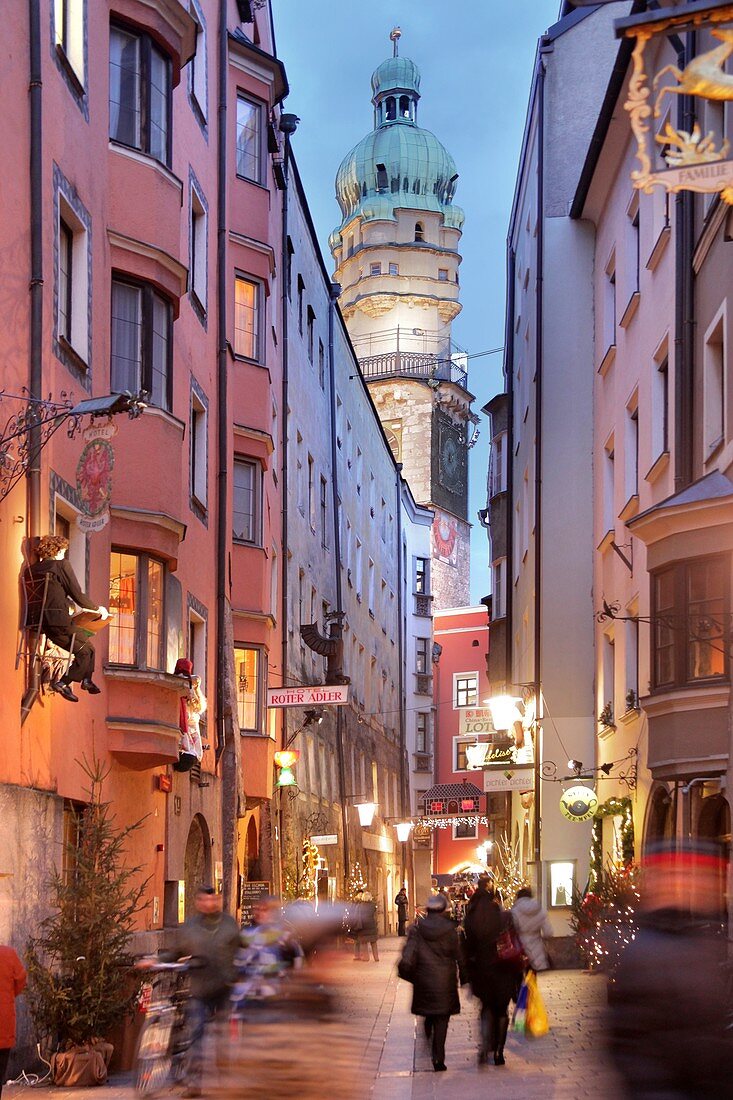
[465,742,489,770]
[395,821,413,843]
[355,801,377,828]
[486,694,522,733]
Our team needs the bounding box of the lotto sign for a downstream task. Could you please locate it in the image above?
[458,708,496,737]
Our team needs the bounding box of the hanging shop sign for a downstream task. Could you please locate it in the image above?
[76,421,117,532]
[559,785,599,823]
[482,739,534,769]
[310,834,338,847]
[458,708,497,737]
[266,684,349,708]
[483,767,535,793]
[240,880,271,927]
[616,4,733,204]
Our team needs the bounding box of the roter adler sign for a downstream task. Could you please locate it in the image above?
[266,685,349,708]
[617,3,733,204]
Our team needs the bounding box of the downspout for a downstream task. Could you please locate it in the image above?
[279,136,290,724]
[395,467,406,886]
[327,284,350,890]
[27,0,43,537]
[22,0,44,723]
[504,248,516,688]
[674,31,695,493]
[533,53,546,898]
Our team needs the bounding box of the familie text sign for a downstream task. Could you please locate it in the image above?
[266,685,350,708]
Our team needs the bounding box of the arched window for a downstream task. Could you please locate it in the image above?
[414,222,424,242]
[399,95,410,119]
[385,97,396,121]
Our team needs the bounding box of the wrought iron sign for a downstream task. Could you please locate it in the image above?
[617,3,733,203]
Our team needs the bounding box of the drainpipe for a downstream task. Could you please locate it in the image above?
[504,247,516,687]
[327,283,350,890]
[674,31,695,493]
[532,53,546,899]
[395,466,406,882]
[27,0,43,538]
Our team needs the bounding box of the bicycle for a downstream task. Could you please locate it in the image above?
[134,962,192,1096]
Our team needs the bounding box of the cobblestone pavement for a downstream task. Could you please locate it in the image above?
[9,938,622,1099]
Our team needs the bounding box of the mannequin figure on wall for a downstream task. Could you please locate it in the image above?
[25,534,109,702]
[172,657,207,771]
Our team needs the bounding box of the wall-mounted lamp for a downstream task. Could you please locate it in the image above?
[486,694,522,733]
[274,749,299,788]
[395,821,413,843]
[355,801,377,828]
[465,742,489,770]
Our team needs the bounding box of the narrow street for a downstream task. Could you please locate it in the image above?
[19,939,622,1100]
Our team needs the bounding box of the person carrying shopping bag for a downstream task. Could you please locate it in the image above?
[463,878,519,1066]
[397,894,463,1071]
[511,887,553,972]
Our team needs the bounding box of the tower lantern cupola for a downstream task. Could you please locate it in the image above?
[372,28,420,127]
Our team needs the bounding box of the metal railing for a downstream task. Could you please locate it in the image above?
[358,350,468,389]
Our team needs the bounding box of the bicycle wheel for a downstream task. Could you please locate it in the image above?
[135,1053,172,1096]
[135,1016,174,1096]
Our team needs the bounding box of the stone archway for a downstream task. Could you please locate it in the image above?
[183,813,212,919]
[697,794,730,920]
[643,784,674,852]
[246,817,260,881]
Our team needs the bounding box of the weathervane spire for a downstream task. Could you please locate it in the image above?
[390,26,401,57]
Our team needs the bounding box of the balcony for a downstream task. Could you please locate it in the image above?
[359,351,467,390]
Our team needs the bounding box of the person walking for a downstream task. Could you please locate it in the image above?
[401,894,462,1071]
[395,886,409,936]
[140,885,240,1098]
[463,879,517,1066]
[0,944,26,1098]
[512,887,553,972]
[354,891,379,961]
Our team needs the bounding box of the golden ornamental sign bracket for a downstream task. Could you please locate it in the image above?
[616,3,733,205]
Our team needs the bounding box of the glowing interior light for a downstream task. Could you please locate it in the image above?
[486,694,522,732]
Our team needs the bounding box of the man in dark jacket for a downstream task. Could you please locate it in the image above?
[25,534,108,702]
[400,894,463,1071]
[142,885,240,1098]
[395,887,409,936]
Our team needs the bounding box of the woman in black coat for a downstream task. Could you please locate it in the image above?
[463,881,517,1066]
[400,894,462,1071]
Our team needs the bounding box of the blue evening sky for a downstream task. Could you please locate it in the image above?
[273,0,561,603]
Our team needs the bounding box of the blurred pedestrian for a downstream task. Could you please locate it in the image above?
[395,886,409,936]
[608,840,733,1098]
[512,886,553,972]
[353,891,379,961]
[463,878,517,1066]
[0,944,27,1098]
[401,894,463,1071]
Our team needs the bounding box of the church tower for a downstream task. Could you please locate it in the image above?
[329,30,473,609]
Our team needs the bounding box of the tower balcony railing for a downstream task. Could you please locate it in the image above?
[358,350,467,389]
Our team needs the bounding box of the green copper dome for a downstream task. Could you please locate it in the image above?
[332,50,464,237]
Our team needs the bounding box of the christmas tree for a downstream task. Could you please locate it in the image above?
[346,861,367,901]
[570,862,640,973]
[493,833,529,907]
[25,760,148,1050]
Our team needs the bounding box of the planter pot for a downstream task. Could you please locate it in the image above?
[51,1041,113,1087]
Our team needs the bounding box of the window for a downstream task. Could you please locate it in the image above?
[627,197,640,297]
[307,306,315,362]
[234,645,262,731]
[59,219,73,343]
[188,607,206,691]
[490,432,507,496]
[54,496,84,582]
[453,819,478,840]
[602,634,615,720]
[55,0,85,87]
[286,238,294,300]
[652,557,728,689]
[109,24,171,165]
[651,353,669,462]
[454,736,486,772]
[438,268,449,281]
[233,458,260,544]
[236,95,262,183]
[190,7,207,121]
[602,437,615,533]
[190,184,207,312]
[375,163,388,191]
[624,400,639,502]
[416,712,430,753]
[318,339,325,389]
[307,454,315,530]
[190,390,207,508]
[234,276,261,361]
[388,262,399,276]
[111,278,172,409]
[414,222,424,242]
[368,558,375,614]
[355,538,363,597]
[416,638,430,674]
[454,673,478,708]
[320,476,328,547]
[625,614,638,707]
[370,262,381,276]
[603,253,616,352]
[415,557,429,594]
[108,550,165,669]
[492,558,507,618]
[297,275,304,335]
[704,308,725,456]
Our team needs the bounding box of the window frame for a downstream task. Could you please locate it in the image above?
[233,274,263,363]
[235,93,265,184]
[233,643,265,733]
[110,275,173,410]
[416,637,430,674]
[414,556,429,595]
[190,181,208,315]
[109,20,172,167]
[58,218,74,345]
[651,555,729,691]
[190,387,208,511]
[453,672,479,709]
[232,456,262,546]
[107,548,166,671]
[55,0,86,91]
[416,711,431,754]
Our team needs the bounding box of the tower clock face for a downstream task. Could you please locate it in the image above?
[439,428,464,492]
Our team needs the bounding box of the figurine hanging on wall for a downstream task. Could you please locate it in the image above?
[172,657,207,772]
[25,534,110,702]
